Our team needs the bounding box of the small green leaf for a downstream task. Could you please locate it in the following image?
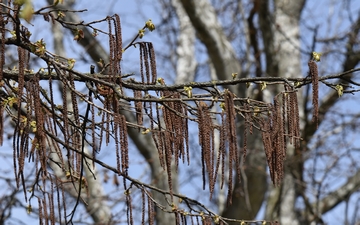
[73,29,84,41]
[138,29,145,39]
[145,19,155,31]
[157,77,165,85]
[67,58,76,70]
[231,73,237,80]
[246,82,251,89]
[335,84,343,97]
[30,120,37,132]
[26,204,32,214]
[312,52,322,62]
[219,102,225,111]
[184,86,192,98]
[253,106,260,116]
[141,128,150,134]
[92,29,98,37]
[260,82,267,91]
[34,39,46,56]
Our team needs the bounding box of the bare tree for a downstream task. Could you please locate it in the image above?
[1,0,360,225]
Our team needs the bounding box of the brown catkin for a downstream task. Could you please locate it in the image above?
[33,73,47,173]
[276,98,285,185]
[148,194,154,225]
[141,43,151,83]
[0,15,4,144]
[38,199,43,225]
[139,43,145,83]
[224,90,240,200]
[308,60,319,127]
[108,17,115,74]
[49,178,55,224]
[0,14,4,81]
[148,42,157,84]
[56,179,62,224]
[282,92,288,157]
[120,115,129,175]
[293,92,301,149]
[197,101,215,195]
[261,118,275,183]
[183,107,190,165]
[153,103,165,168]
[141,190,145,224]
[114,114,121,173]
[244,104,252,159]
[42,197,48,225]
[115,14,122,63]
[126,193,134,225]
[285,86,293,144]
[219,112,226,189]
[134,90,143,128]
